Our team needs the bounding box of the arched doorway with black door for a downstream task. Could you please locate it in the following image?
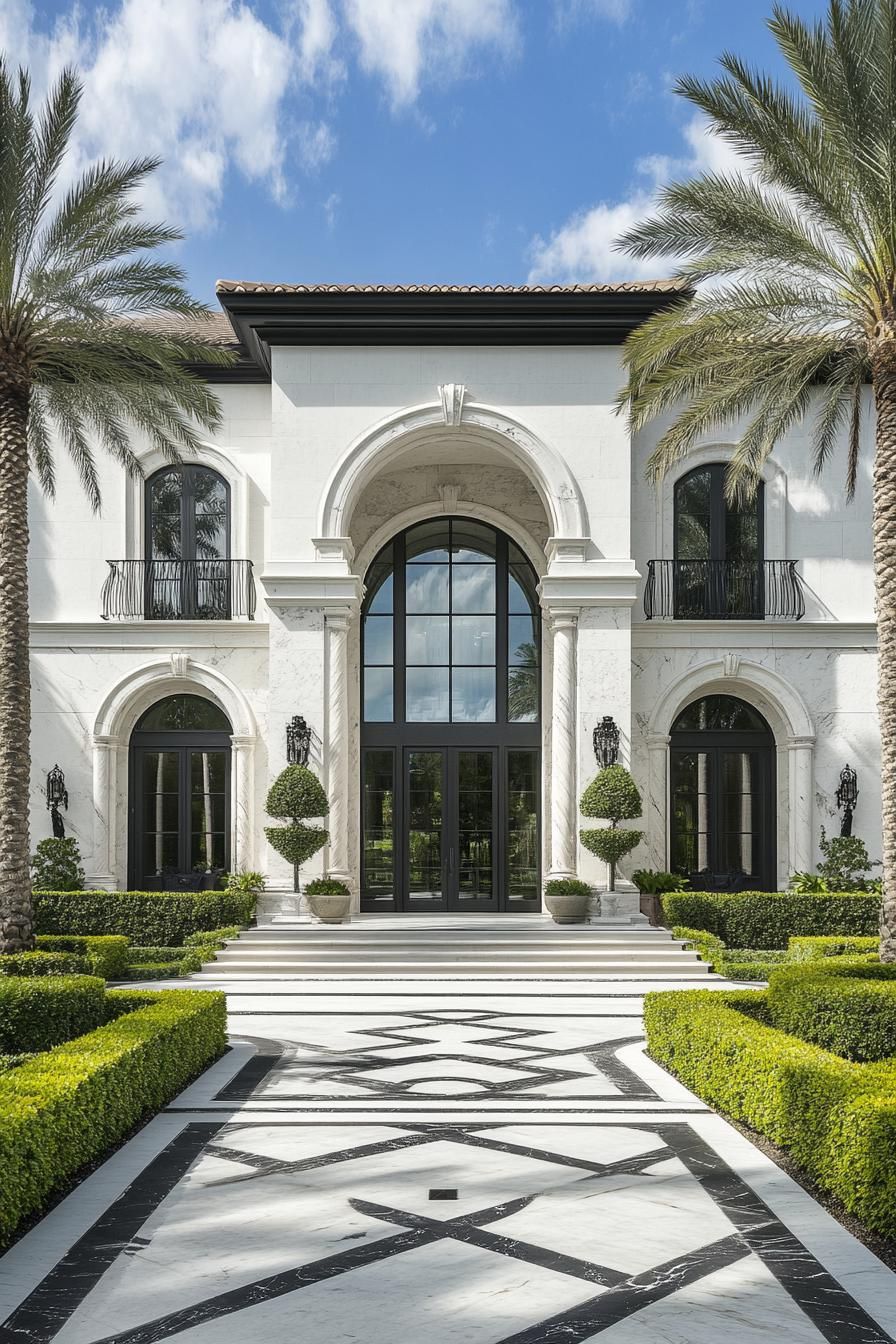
[360,517,541,912]
[669,694,776,891]
[128,693,232,890]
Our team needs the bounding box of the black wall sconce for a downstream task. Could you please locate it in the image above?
[593,716,620,769]
[835,763,859,837]
[286,715,312,767]
[45,763,68,839]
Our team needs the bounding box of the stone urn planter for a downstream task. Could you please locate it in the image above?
[543,878,592,924]
[304,878,352,924]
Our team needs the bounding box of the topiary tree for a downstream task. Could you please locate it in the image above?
[580,765,643,892]
[264,766,329,893]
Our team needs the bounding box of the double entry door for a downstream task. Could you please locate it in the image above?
[362,744,540,912]
[129,738,230,889]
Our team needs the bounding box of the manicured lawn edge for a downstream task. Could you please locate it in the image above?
[0,988,226,1243]
[644,987,896,1237]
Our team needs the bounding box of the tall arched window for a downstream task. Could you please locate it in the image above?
[674,464,764,618]
[129,694,232,890]
[360,518,540,913]
[145,465,230,618]
[669,694,775,891]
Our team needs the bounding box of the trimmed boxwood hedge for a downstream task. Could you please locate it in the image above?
[36,935,130,980]
[644,986,896,1236]
[0,951,86,977]
[0,987,226,1243]
[184,926,241,947]
[662,891,880,948]
[0,976,107,1053]
[125,946,208,980]
[34,890,252,945]
[787,935,880,963]
[767,959,896,1062]
[672,926,786,981]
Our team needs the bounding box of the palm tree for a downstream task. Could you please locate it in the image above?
[617,0,896,960]
[0,62,233,952]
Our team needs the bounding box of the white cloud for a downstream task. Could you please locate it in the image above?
[1,0,519,236]
[323,191,341,228]
[342,0,519,109]
[527,116,747,283]
[554,0,633,28]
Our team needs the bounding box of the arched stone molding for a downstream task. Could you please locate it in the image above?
[317,400,588,547]
[90,659,258,889]
[123,442,251,561]
[354,501,548,579]
[644,658,815,887]
[655,444,787,561]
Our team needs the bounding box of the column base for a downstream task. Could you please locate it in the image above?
[590,889,650,924]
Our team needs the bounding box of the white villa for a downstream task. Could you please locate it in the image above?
[28,282,880,917]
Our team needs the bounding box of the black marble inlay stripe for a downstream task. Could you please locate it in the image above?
[493,1233,750,1343]
[0,1124,221,1344]
[77,1197,539,1344]
[666,1125,895,1344]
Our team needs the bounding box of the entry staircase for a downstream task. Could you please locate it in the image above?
[193,916,710,980]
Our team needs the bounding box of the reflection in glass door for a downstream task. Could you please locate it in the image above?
[407,750,444,907]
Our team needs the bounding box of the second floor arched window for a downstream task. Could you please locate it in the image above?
[673,464,764,618]
[145,466,230,619]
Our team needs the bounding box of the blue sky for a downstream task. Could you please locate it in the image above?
[4,0,824,300]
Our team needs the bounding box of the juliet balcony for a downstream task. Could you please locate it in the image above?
[101,559,257,621]
[643,559,805,621]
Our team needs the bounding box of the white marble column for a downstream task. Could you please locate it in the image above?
[230,734,256,874]
[645,732,670,871]
[325,607,352,886]
[548,608,579,880]
[89,734,118,889]
[787,735,815,879]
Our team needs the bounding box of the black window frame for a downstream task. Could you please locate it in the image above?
[128,695,232,890]
[669,694,776,893]
[144,465,232,619]
[360,518,541,912]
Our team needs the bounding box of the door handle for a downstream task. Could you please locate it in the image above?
[448,846,456,875]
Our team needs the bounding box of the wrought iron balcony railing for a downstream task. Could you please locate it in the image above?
[643,559,805,621]
[101,559,256,621]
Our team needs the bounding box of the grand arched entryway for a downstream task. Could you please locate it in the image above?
[360,517,541,912]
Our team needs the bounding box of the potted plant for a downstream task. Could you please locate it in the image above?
[631,870,687,926]
[580,765,643,893]
[264,765,329,896]
[304,877,352,924]
[543,877,592,924]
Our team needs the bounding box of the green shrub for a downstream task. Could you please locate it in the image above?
[717,952,788,981]
[36,935,130,980]
[544,878,591,897]
[644,987,896,1236]
[34,890,252,945]
[632,870,687,894]
[30,837,84,892]
[673,926,725,967]
[0,951,86,977]
[0,1054,35,1074]
[767,959,896,1062]
[124,946,208,980]
[787,935,880,962]
[0,988,226,1242]
[0,976,106,1053]
[184,926,241,947]
[661,890,880,948]
[304,877,350,896]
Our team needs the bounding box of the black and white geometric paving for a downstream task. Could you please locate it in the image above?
[1,981,895,1343]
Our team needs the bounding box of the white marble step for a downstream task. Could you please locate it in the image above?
[196,954,707,976]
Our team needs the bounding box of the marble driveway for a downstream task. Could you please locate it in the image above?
[1,978,895,1343]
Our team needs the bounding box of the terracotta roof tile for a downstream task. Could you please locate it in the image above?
[215,279,686,296]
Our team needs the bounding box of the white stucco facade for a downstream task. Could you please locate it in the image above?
[26,285,881,913]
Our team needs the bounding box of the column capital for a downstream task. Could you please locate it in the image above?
[786,734,816,750]
[230,734,256,749]
[646,732,671,749]
[545,606,579,630]
[93,733,119,750]
[324,605,354,630]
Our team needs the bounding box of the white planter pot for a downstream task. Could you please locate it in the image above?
[306,892,352,924]
[543,889,590,924]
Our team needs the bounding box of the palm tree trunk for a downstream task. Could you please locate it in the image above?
[0,385,33,952]
[873,346,896,962]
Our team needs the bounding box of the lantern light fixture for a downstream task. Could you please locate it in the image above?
[45,764,68,839]
[593,716,620,769]
[286,715,312,767]
[835,763,859,837]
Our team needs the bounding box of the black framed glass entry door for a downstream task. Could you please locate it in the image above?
[360,517,541,913]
